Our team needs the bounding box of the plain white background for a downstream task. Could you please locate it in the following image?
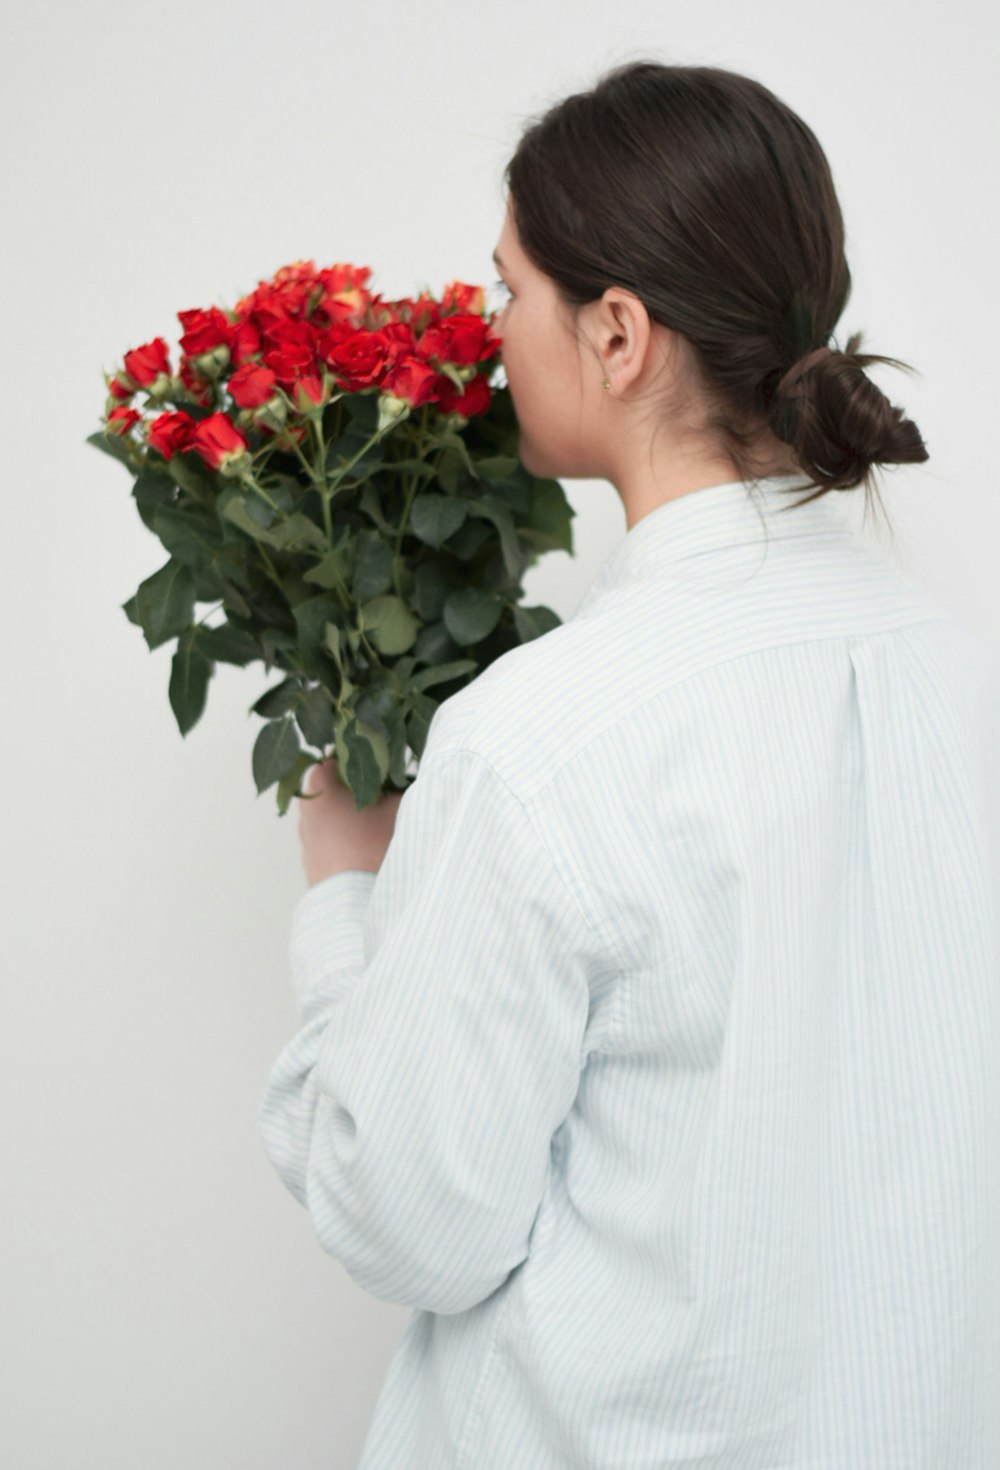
[2,2,997,1466]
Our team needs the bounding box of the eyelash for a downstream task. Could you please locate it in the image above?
[492,277,512,300]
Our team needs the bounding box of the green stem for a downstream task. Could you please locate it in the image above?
[238,469,281,513]
[195,600,225,629]
[257,541,284,590]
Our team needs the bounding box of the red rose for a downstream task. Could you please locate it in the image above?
[230,320,262,368]
[107,405,141,435]
[416,312,497,367]
[436,373,492,418]
[380,356,439,408]
[260,319,319,386]
[178,306,236,357]
[441,281,486,316]
[228,362,279,409]
[147,410,196,459]
[323,329,395,389]
[178,358,215,407]
[123,336,172,388]
[189,412,250,473]
[107,375,134,401]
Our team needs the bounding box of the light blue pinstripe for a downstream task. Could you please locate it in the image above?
[258,474,999,1468]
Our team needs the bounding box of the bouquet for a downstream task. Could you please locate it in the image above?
[88,260,575,812]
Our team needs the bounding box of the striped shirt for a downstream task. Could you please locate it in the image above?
[258,472,999,1468]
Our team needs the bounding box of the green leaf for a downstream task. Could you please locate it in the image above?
[388,721,413,789]
[166,450,218,498]
[352,530,394,601]
[442,586,503,646]
[86,428,137,472]
[413,619,460,663]
[360,594,421,655]
[135,560,196,651]
[445,517,493,561]
[435,447,464,494]
[293,595,344,678]
[474,455,520,479]
[409,493,468,548]
[267,512,329,552]
[412,560,450,621]
[252,715,301,794]
[215,573,252,619]
[467,495,524,579]
[388,457,437,480]
[433,430,477,478]
[251,675,299,718]
[325,394,386,478]
[302,529,352,590]
[294,684,335,748]
[196,621,259,666]
[405,690,440,761]
[220,493,283,548]
[335,712,389,808]
[407,658,477,693]
[524,476,575,553]
[323,622,344,668]
[243,495,277,529]
[152,504,223,572]
[512,603,562,643]
[358,482,395,535]
[293,595,343,651]
[276,751,317,816]
[131,470,177,531]
[169,637,213,735]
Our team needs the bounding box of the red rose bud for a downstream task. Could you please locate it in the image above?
[228,362,279,409]
[441,281,486,316]
[437,373,491,419]
[178,358,215,407]
[107,405,142,435]
[380,356,438,408]
[293,372,329,414]
[107,374,135,401]
[189,412,250,475]
[147,410,196,460]
[230,319,262,368]
[123,337,172,388]
[376,392,411,434]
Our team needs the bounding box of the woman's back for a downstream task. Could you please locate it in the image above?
[260,474,998,1468]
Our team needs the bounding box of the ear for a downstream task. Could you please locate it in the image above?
[589,287,652,392]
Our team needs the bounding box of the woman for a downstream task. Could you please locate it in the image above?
[258,60,998,1468]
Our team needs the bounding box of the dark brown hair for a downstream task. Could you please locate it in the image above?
[503,59,929,533]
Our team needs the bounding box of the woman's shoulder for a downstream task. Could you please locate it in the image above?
[420,613,602,797]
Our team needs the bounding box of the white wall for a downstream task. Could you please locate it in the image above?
[2,1,997,1466]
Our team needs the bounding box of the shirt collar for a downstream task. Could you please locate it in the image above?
[587,473,854,595]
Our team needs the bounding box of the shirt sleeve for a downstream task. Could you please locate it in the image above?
[256,742,602,1316]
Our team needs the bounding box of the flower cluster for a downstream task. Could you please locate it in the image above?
[89,259,570,816]
[103,261,501,471]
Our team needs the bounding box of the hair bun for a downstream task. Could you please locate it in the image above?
[769,329,929,496]
[776,344,836,399]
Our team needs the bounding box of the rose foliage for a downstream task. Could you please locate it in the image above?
[88,260,575,812]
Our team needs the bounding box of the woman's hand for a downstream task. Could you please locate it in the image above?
[298,758,404,887]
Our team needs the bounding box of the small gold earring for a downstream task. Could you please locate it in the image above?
[601,377,611,390]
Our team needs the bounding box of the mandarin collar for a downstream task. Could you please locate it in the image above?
[586,474,854,597]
